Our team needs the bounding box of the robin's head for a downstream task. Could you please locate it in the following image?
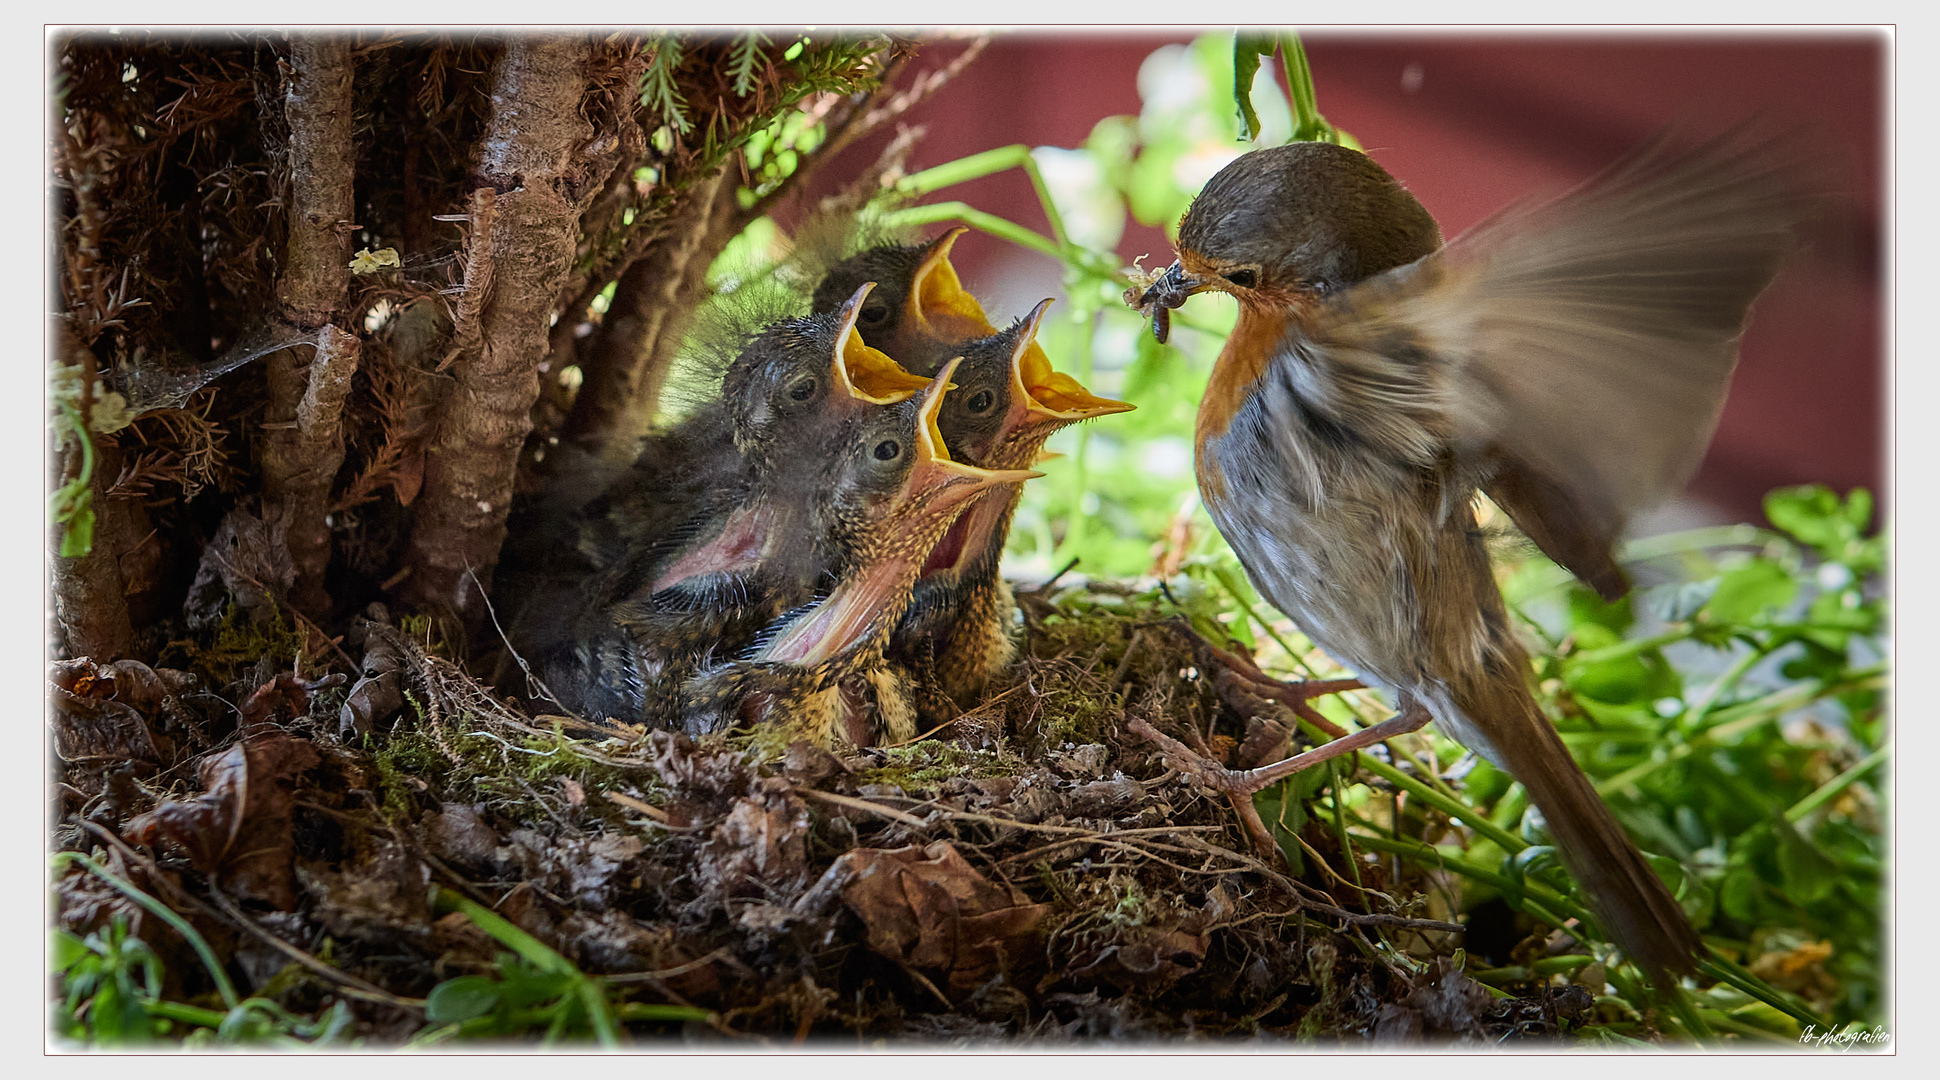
[723,281,931,466]
[1137,142,1443,336]
[811,227,996,372]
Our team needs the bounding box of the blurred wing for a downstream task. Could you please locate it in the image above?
[1306,127,1811,595]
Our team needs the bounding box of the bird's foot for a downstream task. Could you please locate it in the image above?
[1165,618,1362,738]
[1130,701,1433,799]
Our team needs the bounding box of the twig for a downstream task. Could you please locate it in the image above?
[604,789,668,822]
[796,788,928,828]
[203,885,424,1011]
[601,947,732,985]
[1173,834,1464,935]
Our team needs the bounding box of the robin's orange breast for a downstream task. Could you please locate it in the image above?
[1194,303,1298,508]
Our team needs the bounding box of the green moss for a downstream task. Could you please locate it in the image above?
[166,603,309,689]
[855,738,1015,791]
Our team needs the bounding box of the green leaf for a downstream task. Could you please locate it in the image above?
[426,976,502,1023]
[1763,484,1851,552]
[52,929,93,973]
[1232,34,1275,141]
[1720,865,1762,922]
[1705,559,1798,625]
[729,31,768,98]
[60,504,97,558]
[1772,817,1839,905]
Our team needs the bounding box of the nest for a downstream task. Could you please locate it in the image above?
[50,577,1607,1047]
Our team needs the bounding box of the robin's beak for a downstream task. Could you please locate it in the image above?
[910,356,1043,516]
[907,227,999,342]
[1135,261,1211,345]
[1001,299,1136,448]
[832,282,933,403]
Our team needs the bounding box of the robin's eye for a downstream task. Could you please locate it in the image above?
[787,376,817,402]
[858,302,890,326]
[966,389,995,414]
[1223,268,1258,289]
[872,439,902,461]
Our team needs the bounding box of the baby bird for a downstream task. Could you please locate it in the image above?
[810,226,994,372]
[574,282,929,572]
[681,359,1040,747]
[815,229,1135,706]
[889,301,1133,705]
[526,285,932,724]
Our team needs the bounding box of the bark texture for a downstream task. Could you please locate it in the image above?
[561,163,731,450]
[263,36,359,619]
[402,35,604,619]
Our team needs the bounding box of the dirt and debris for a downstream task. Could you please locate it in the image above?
[48,577,1622,1047]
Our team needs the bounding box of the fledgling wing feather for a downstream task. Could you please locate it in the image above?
[1304,128,1811,594]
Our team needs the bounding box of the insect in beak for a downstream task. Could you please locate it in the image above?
[1137,262,1197,344]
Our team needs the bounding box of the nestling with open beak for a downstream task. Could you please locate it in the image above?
[681,359,1040,747]
[886,300,1134,706]
[526,285,932,725]
[814,230,1136,706]
[1132,129,1813,980]
[811,226,998,373]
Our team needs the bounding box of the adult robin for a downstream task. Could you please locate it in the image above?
[526,285,931,724]
[1132,129,1810,979]
[887,300,1134,705]
[682,359,1040,747]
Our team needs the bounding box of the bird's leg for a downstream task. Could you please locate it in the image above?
[1167,618,1363,737]
[1130,700,1433,797]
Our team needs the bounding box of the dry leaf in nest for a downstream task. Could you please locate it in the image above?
[184,505,297,627]
[123,730,320,909]
[834,840,1050,999]
[1372,957,1500,1043]
[50,658,179,763]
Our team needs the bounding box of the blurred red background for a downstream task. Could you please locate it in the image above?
[791,31,1887,530]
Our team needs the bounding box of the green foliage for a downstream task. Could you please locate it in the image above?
[53,921,161,1043]
[640,38,691,135]
[51,857,355,1048]
[49,401,97,559]
[414,889,710,1045]
[728,31,769,98]
[1347,486,1886,1035]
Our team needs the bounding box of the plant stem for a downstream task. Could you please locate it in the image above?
[1354,757,1526,856]
[1697,955,1828,1031]
[53,853,239,1009]
[1347,833,1587,930]
[1596,666,1887,797]
[1568,626,1694,666]
[881,201,1063,261]
[896,144,1070,250]
[1785,742,1889,823]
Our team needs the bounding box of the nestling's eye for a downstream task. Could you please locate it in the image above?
[1223,268,1258,289]
[787,375,817,402]
[873,439,902,461]
[858,301,891,326]
[965,389,995,414]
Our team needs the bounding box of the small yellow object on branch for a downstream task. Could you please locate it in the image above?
[348,247,401,274]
